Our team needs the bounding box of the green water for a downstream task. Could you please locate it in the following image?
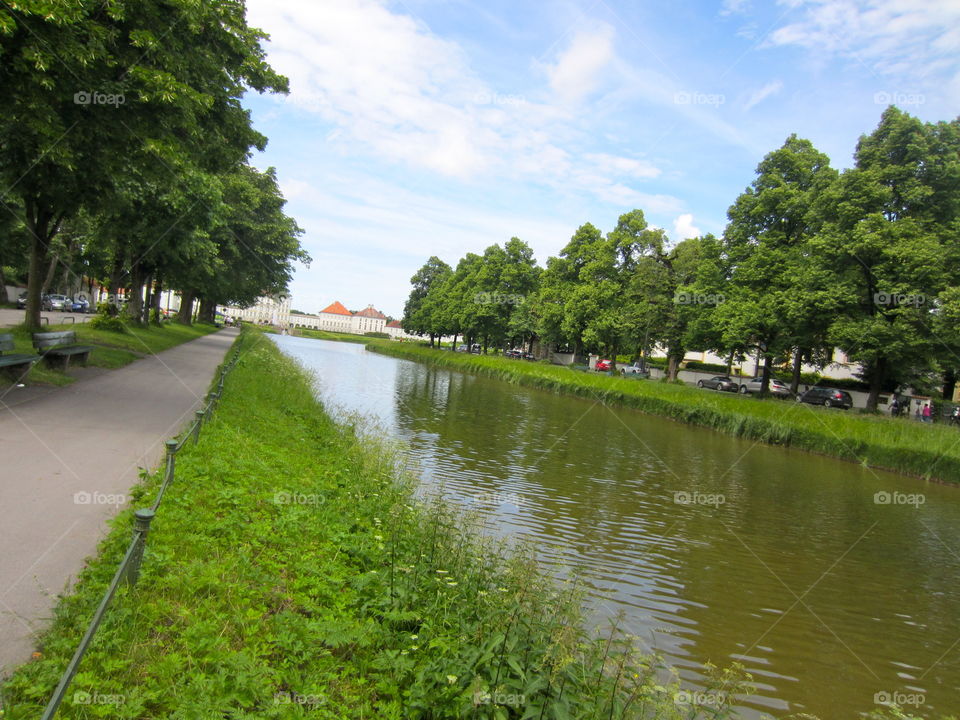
[276,335,960,718]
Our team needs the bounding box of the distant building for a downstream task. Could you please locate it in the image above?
[385,319,418,340]
[352,305,387,334]
[288,301,395,336]
[218,295,290,326]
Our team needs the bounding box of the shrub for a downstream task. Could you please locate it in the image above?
[88,312,127,333]
[684,360,729,373]
[363,331,390,338]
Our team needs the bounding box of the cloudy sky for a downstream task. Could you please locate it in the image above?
[242,0,960,317]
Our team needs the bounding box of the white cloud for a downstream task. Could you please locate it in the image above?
[721,0,750,15]
[583,153,661,179]
[544,25,617,104]
[673,213,701,240]
[766,0,960,100]
[247,1,681,210]
[743,80,783,111]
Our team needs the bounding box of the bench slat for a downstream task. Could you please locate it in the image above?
[41,345,94,356]
[33,331,77,342]
[0,354,36,367]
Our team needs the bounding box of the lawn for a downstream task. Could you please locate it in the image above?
[366,342,960,484]
[0,321,220,386]
[285,327,370,343]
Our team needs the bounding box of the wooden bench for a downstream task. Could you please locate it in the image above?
[32,331,95,370]
[0,333,38,379]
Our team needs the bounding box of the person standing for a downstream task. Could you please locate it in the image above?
[923,403,932,423]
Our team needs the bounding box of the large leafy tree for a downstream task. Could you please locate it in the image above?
[0,0,287,327]
[812,108,960,409]
[717,135,837,394]
[403,256,452,346]
[580,210,664,372]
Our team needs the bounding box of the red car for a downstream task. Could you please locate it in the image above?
[595,359,612,371]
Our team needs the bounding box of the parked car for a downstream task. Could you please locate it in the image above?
[796,386,853,409]
[456,344,468,352]
[738,377,792,397]
[623,361,647,375]
[41,294,71,311]
[595,359,612,372]
[68,297,90,313]
[505,348,522,358]
[698,375,738,392]
[16,292,27,309]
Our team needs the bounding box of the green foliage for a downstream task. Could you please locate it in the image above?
[88,313,128,334]
[0,329,755,719]
[363,331,390,338]
[685,360,730,373]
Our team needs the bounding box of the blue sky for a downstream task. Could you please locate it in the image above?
[243,0,959,318]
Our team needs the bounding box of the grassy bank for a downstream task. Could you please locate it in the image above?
[285,327,370,343]
[0,329,756,719]
[0,321,219,386]
[365,342,960,485]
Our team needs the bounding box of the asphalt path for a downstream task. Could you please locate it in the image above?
[0,327,238,678]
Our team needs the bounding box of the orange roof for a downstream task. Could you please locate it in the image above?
[320,301,352,316]
[386,320,403,328]
[354,305,387,320]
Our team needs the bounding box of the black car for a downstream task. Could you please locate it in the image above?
[697,375,738,392]
[797,386,853,409]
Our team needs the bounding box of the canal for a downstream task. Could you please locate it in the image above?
[274,335,960,718]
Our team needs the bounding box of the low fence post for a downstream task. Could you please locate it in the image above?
[193,410,204,443]
[165,439,178,475]
[124,509,155,586]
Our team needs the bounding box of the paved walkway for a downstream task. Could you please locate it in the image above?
[0,327,239,678]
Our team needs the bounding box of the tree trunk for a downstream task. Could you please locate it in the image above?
[0,265,7,304]
[429,333,435,348]
[609,342,619,373]
[127,262,145,324]
[760,354,772,395]
[197,297,217,324]
[942,368,957,401]
[24,203,56,329]
[451,333,457,350]
[150,277,163,324]
[177,289,195,325]
[666,355,681,381]
[141,272,153,324]
[790,349,804,395]
[866,357,886,411]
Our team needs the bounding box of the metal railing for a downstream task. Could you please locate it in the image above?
[39,348,240,720]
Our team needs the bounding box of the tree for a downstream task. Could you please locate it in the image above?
[0,0,287,327]
[580,210,664,372]
[718,135,837,395]
[403,256,452,346]
[811,108,960,409]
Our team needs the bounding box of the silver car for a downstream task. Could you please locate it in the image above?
[738,377,792,397]
[41,294,71,311]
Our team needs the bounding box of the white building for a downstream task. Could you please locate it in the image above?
[288,301,391,336]
[218,294,291,326]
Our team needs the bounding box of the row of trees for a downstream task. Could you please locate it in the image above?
[404,108,960,410]
[0,1,307,329]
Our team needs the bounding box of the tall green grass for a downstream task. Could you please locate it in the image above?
[365,342,960,484]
